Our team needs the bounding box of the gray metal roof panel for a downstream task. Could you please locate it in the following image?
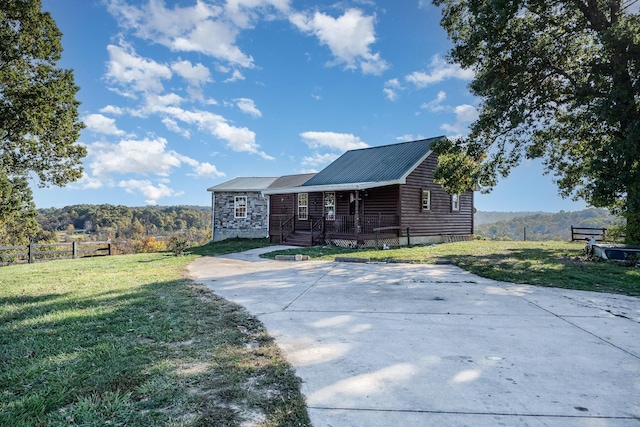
[267,173,316,189]
[302,137,443,187]
[207,177,278,192]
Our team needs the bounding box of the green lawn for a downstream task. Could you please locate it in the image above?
[3,238,638,426]
[263,240,640,297]
[0,239,309,427]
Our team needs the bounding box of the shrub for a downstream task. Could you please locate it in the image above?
[141,237,167,253]
[167,234,189,256]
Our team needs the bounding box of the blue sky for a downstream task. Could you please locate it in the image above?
[34,0,588,212]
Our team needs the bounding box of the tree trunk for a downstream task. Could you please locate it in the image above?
[625,185,640,244]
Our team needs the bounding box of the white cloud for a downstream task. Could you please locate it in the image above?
[171,60,211,86]
[290,8,389,75]
[455,104,480,122]
[74,172,105,190]
[421,90,447,112]
[224,69,246,83]
[88,137,185,178]
[99,105,124,115]
[161,117,190,138]
[106,43,172,94]
[383,78,403,101]
[189,162,226,179]
[106,0,254,68]
[142,93,184,114]
[300,131,369,151]
[405,55,474,88]
[301,152,339,168]
[224,0,291,28]
[395,134,426,142]
[441,104,479,138]
[84,114,126,136]
[235,98,262,117]
[158,106,273,159]
[118,179,183,205]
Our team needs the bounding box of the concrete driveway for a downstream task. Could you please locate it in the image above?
[188,247,640,426]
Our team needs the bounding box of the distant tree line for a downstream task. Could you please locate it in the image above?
[474,208,624,241]
[36,204,211,243]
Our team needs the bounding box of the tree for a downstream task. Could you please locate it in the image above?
[432,0,640,242]
[0,0,86,244]
[0,174,39,245]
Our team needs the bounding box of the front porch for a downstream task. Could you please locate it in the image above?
[270,214,400,247]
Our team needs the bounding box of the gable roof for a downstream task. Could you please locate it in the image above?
[268,173,316,189]
[207,173,316,193]
[207,177,278,192]
[263,136,444,194]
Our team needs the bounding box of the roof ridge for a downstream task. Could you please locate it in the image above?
[349,135,445,153]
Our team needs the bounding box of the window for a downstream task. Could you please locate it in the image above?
[234,196,247,218]
[324,192,335,220]
[421,189,431,211]
[452,194,460,211]
[298,193,308,220]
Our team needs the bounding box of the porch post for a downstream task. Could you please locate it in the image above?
[354,190,360,239]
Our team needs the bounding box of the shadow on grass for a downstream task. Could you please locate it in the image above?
[450,247,640,296]
[0,274,310,426]
[188,237,274,257]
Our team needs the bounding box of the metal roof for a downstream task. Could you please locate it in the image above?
[302,137,442,187]
[267,173,316,189]
[207,177,278,192]
[261,137,444,194]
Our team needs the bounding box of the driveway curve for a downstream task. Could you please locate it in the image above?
[187,247,640,427]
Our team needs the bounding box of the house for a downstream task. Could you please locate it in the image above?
[263,136,474,247]
[207,174,315,242]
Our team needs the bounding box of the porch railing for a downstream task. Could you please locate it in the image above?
[326,214,399,236]
[278,215,295,242]
[271,214,400,243]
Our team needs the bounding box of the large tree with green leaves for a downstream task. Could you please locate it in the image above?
[432,0,640,242]
[0,0,85,245]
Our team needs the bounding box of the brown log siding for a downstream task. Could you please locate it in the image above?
[399,153,474,237]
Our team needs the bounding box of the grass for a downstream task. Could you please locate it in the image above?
[0,238,310,427]
[3,238,637,426]
[262,240,640,297]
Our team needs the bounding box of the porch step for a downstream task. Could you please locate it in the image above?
[283,231,313,247]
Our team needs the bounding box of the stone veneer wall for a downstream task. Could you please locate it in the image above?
[212,191,269,242]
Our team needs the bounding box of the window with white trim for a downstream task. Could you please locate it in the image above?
[298,193,308,220]
[421,189,431,211]
[324,192,335,220]
[451,194,460,211]
[234,196,247,218]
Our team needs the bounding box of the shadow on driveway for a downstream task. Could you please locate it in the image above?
[188,248,640,426]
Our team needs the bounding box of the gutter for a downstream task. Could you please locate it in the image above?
[261,179,404,195]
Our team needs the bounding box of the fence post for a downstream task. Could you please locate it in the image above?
[407,227,411,247]
[72,241,78,259]
[28,243,34,263]
[107,242,112,256]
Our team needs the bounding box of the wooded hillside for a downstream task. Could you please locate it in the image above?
[474,208,622,241]
[37,204,210,241]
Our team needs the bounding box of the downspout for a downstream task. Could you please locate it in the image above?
[265,193,270,238]
[211,191,216,242]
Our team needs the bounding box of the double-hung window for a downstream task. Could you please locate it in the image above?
[421,189,431,211]
[234,196,247,218]
[451,194,460,211]
[298,193,308,220]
